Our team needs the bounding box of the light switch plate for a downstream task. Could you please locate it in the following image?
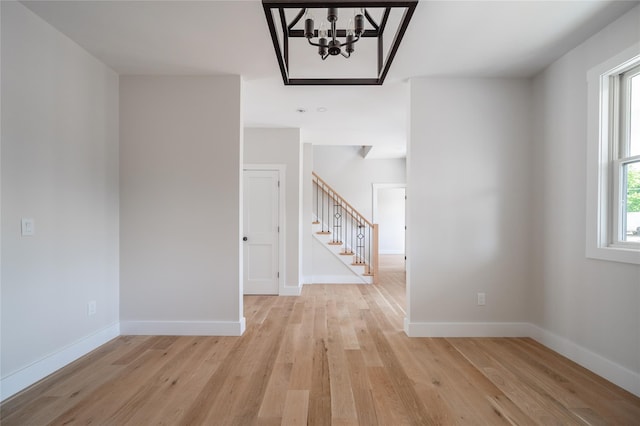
[21,218,34,236]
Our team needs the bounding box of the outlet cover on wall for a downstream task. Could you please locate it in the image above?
[21,218,34,236]
[477,292,486,306]
[87,300,97,316]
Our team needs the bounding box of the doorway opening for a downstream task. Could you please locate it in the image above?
[372,183,406,271]
[373,183,407,312]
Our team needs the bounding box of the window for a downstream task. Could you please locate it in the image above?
[586,45,640,264]
[614,64,640,246]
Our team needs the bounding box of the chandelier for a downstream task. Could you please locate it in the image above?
[262,1,418,85]
[303,7,365,60]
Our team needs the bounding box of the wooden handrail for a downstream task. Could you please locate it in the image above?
[312,171,374,228]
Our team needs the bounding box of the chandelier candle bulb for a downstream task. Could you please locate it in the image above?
[318,21,327,39]
[346,29,355,54]
[319,40,328,58]
[327,7,338,23]
[355,8,365,36]
[347,16,355,53]
[304,10,314,39]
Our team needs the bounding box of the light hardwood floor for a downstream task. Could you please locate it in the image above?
[2,255,639,425]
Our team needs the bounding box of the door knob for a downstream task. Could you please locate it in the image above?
[243,237,248,241]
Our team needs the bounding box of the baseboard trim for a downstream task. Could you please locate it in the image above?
[280,285,302,296]
[0,323,120,402]
[120,319,246,336]
[528,324,640,397]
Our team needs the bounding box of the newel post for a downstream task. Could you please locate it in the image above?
[372,224,379,284]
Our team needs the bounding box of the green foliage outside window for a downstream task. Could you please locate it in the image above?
[628,167,640,212]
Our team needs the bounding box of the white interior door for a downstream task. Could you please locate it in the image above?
[243,169,279,295]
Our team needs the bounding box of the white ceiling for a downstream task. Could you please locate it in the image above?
[21,0,639,158]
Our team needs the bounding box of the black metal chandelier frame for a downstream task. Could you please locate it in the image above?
[262,0,418,86]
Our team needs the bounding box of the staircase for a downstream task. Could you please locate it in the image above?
[312,172,378,284]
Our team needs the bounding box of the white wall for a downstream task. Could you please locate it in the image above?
[530,5,640,393]
[244,127,302,293]
[1,1,119,399]
[376,187,406,254]
[119,75,243,335]
[313,145,406,219]
[302,143,314,283]
[407,78,532,334]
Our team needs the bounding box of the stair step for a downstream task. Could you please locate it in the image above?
[311,218,372,284]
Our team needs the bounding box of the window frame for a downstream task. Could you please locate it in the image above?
[611,64,640,249]
[586,44,640,265]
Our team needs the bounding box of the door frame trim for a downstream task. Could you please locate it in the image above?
[243,164,286,295]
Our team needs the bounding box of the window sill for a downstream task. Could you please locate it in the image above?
[586,245,640,265]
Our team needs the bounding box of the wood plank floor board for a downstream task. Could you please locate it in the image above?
[176,330,256,425]
[363,318,438,424]
[345,349,379,425]
[101,336,207,425]
[307,338,332,426]
[289,299,305,326]
[398,335,509,425]
[382,331,462,425]
[16,338,135,423]
[246,295,279,325]
[210,304,291,426]
[0,336,129,420]
[450,338,585,425]
[0,396,60,426]
[281,389,310,426]
[513,337,640,414]
[110,336,230,425]
[325,298,358,423]
[2,255,639,425]
[367,365,414,425]
[422,338,535,426]
[257,325,296,420]
[145,336,238,425]
[497,338,640,424]
[338,296,360,351]
[353,309,384,368]
[49,342,190,425]
[288,326,314,391]
[110,335,157,365]
[480,339,596,411]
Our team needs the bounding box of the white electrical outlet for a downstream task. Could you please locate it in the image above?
[477,292,486,306]
[21,218,35,236]
[88,300,97,316]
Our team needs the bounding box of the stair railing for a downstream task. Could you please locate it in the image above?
[312,172,378,283]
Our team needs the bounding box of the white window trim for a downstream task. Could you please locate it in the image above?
[586,43,640,265]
